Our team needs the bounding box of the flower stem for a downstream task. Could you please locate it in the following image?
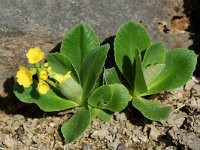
[45,79,58,89]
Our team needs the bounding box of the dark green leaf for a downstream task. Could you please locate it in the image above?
[143,42,166,68]
[133,49,148,97]
[88,84,131,112]
[114,21,151,86]
[89,106,113,122]
[132,98,172,121]
[60,22,99,76]
[61,107,90,144]
[14,81,39,103]
[47,53,79,82]
[81,44,110,99]
[14,81,79,112]
[103,68,121,84]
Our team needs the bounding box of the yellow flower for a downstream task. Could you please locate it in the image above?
[54,71,71,84]
[26,47,44,64]
[39,70,48,80]
[43,62,48,68]
[47,67,52,73]
[16,67,33,88]
[37,81,50,94]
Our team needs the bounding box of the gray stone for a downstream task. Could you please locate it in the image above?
[0,0,192,93]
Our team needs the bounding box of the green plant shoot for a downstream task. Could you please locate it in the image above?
[112,21,197,121]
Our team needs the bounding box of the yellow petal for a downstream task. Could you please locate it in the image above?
[39,70,48,80]
[54,71,71,84]
[37,81,50,94]
[16,67,33,88]
[26,47,44,64]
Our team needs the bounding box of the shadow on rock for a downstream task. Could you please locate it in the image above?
[101,36,116,69]
[183,0,200,77]
[0,77,44,118]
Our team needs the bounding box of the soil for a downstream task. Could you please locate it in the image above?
[0,77,200,150]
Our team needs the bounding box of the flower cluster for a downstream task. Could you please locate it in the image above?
[16,47,71,95]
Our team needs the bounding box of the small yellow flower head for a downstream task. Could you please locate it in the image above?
[54,71,71,84]
[37,81,50,94]
[43,62,48,68]
[26,47,44,64]
[16,67,33,88]
[39,70,48,80]
[47,67,52,73]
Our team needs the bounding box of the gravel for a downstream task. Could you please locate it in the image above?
[0,78,200,149]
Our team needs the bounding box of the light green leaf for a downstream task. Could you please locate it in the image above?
[60,22,99,76]
[88,84,131,112]
[114,21,151,86]
[89,106,112,122]
[47,53,79,82]
[132,98,172,121]
[14,81,79,112]
[81,44,110,99]
[61,107,90,144]
[144,49,197,95]
[143,42,166,68]
[144,64,165,86]
[133,49,148,97]
[103,67,121,84]
[60,77,83,104]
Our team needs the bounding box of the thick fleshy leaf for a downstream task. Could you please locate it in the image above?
[60,77,83,104]
[114,21,151,86]
[61,107,90,144]
[103,68,121,84]
[88,84,131,112]
[47,53,79,82]
[132,98,172,121]
[81,44,110,99]
[60,22,99,75]
[144,49,197,95]
[144,64,165,86]
[14,81,79,112]
[143,42,166,68]
[133,49,148,97]
[89,106,112,122]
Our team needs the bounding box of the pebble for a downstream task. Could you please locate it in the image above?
[2,138,17,148]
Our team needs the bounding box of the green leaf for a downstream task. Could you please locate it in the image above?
[36,90,79,112]
[89,106,113,122]
[60,77,83,104]
[14,81,39,103]
[143,42,166,68]
[103,68,121,84]
[133,49,148,97]
[114,21,151,86]
[88,84,131,112]
[132,98,172,121]
[61,107,90,144]
[81,44,110,99]
[144,64,165,86]
[47,53,79,82]
[14,81,79,112]
[144,49,197,95]
[60,22,100,76]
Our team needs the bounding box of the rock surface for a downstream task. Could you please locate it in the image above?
[0,0,193,93]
